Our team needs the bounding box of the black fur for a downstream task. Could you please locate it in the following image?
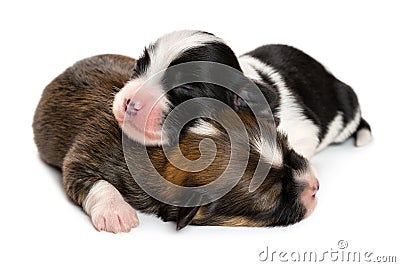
[240,44,370,149]
[133,32,243,111]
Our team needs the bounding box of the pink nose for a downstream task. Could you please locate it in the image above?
[125,99,143,116]
[311,178,319,197]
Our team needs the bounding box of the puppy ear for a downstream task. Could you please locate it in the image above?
[176,206,201,230]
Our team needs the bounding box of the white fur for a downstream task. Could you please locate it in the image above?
[189,119,220,136]
[115,30,224,135]
[252,136,283,167]
[356,128,372,147]
[144,30,224,79]
[83,180,139,233]
[115,30,220,133]
[316,112,344,152]
[238,57,263,81]
[335,108,361,143]
[238,55,320,159]
[189,119,284,166]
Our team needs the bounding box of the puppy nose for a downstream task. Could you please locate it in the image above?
[125,99,143,115]
[311,178,319,197]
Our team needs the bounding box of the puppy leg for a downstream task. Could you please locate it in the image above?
[83,180,139,233]
[62,146,139,233]
[355,118,372,147]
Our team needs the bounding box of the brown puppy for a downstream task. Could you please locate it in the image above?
[33,54,318,233]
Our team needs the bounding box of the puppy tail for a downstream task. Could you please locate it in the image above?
[354,117,372,147]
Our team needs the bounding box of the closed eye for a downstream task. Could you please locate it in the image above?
[176,84,194,91]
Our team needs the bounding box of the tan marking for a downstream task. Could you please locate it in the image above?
[220,216,265,227]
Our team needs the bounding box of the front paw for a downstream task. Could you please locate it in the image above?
[83,180,139,233]
[90,200,139,233]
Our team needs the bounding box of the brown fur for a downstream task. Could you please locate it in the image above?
[33,54,311,229]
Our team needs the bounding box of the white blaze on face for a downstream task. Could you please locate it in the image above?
[144,30,225,79]
[112,30,225,145]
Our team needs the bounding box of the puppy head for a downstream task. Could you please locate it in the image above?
[113,30,242,145]
[157,111,319,229]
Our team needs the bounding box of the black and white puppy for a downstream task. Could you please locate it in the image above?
[113,30,241,145]
[114,30,371,156]
[237,45,371,158]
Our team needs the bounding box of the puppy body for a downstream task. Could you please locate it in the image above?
[33,54,318,232]
[238,45,371,158]
[33,55,152,232]
[114,31,371,158]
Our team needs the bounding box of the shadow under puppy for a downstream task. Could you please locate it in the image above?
[33,54,319,233]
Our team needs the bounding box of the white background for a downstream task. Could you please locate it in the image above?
[1,0,399,266]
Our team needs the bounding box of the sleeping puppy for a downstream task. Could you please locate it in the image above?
[115,30,371,157]
[33,54,319,233]
[112,30,243,145]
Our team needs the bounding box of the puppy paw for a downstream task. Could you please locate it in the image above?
[83,180,139,233]
[91,200,139,233]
